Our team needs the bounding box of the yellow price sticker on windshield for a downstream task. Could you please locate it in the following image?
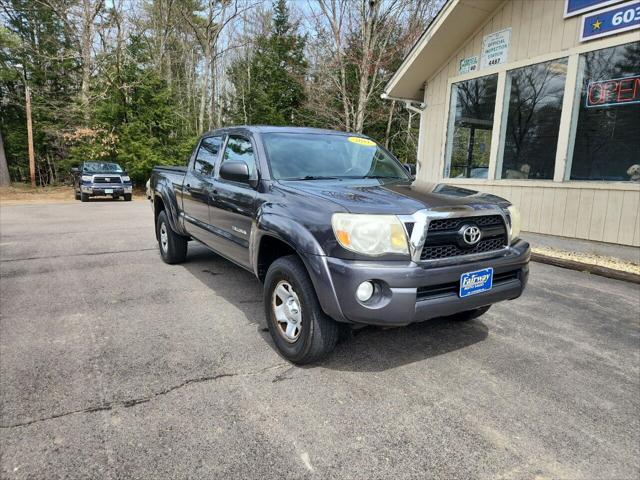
[347,136,376,147]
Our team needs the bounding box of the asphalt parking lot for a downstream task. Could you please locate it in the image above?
[1,200,638,479]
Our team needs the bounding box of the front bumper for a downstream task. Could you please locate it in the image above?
[82,184,132,195]
[312,240,530,326]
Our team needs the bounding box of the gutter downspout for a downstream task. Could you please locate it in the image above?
[380,91,428,178]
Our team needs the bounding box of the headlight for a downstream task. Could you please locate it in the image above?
[507,205,521,241]
[332,213,408,256]
[121,175,131,182]
[81,175,92,182]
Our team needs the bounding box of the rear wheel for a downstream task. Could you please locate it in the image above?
[156,210,187,264]
[264,255,338,364]
[450,305,491,321]
[80,193,89,202]
[124,193,132,202]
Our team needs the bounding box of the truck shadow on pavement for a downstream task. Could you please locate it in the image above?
[181,245,489,373]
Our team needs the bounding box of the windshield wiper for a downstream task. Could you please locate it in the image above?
[359,175,405,180]
[289,175,342,180]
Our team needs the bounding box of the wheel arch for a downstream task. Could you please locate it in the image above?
[252,216,347,323]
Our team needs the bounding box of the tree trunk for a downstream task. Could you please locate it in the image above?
[198,43,211,133]
[209,51,216,130]
[81,0,93,122]
[0,130,10,186]
[384,100,396,148]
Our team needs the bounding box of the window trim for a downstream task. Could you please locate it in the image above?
[439,31,639,185]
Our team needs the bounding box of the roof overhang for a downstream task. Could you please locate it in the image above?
[384,0,503,101]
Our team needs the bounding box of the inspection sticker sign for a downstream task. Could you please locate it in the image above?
[459,56,478,74]
[580,0,640,41]
[481,28,511,69]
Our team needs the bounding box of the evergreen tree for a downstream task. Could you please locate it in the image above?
[227,0,307,125]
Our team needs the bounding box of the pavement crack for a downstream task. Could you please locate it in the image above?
[1,248,157,263]
[0,363,288,430]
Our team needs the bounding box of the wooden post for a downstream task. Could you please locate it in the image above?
[25,85,35,187]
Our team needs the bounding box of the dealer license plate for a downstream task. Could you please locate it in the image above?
[105,189,113,194]
[460,267,493,298]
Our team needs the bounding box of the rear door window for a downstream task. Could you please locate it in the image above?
[193,136,223,176]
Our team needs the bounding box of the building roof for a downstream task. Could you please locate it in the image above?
[384,0,502,101]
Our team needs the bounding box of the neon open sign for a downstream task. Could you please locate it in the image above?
[586,75,640,108]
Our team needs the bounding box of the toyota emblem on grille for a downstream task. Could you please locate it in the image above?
[105,177,111,182]
[461,225,481,245]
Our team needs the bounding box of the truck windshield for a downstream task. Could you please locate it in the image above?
[262,133,410,181]
[83,162,123,173]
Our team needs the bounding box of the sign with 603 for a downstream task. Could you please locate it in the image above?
[580,0,640,41]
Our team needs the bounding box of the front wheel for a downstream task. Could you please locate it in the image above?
[264,255,338,364]
[124,193,132,202]
[156,210,187,264]
[75,190,81,200]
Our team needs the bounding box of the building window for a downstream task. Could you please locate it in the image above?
[569,41,640,182]
[444,74,498,178]
[499,58,568,180]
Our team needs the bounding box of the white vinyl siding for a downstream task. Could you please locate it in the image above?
[416,0,640,246]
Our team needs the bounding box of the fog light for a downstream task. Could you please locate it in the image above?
[356,281,374,302]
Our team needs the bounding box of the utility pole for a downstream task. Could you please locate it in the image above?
[25,85,35,187]
[0,130,10,186]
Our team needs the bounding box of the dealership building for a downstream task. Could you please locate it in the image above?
[384,0,640,247]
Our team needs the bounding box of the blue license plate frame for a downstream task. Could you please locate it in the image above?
[460,267,493,298]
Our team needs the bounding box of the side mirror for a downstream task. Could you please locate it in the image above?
[220,161,250,184]
[403,163,416,176]
[71,167,79,174]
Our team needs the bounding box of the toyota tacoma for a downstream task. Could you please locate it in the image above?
[149,126,529,363]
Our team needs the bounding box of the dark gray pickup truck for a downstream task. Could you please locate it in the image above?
[150,126,530,363]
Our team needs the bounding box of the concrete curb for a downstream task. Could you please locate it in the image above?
[531,252,640,285]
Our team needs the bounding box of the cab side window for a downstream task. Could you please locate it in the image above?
[193,136,223,176]
[220,135,257,180]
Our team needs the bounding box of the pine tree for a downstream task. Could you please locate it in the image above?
[227,0,307,126]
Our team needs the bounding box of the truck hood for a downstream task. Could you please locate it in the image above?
[279,179,509,215]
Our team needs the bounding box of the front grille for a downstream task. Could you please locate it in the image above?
[416,268,520,301]
[420,214,507,261]
[93,176,122,184]
[428,215,503,231]
[421,237,506,260]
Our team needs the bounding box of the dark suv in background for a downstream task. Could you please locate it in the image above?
[72,162,133,201]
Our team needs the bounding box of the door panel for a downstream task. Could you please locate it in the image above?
[208,134,258,269]
[182,136,223,246]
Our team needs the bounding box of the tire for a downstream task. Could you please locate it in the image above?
[264,255,339,364]
[80,193,89,202]
[450,305,491,321]
[124,194,132,202]
[75,191,81,200]
[156,210,187,264]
